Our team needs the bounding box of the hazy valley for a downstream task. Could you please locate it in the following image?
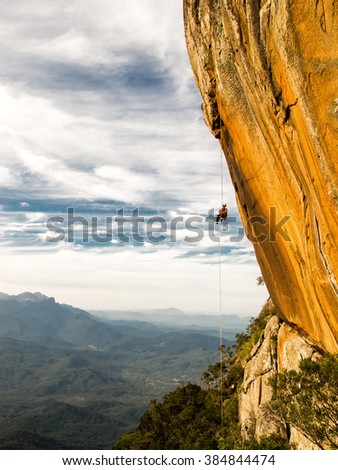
[0,292,249,449]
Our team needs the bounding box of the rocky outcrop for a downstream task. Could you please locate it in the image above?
[184,0,338,353]
[239,312,321,449]
[239,315,283,438]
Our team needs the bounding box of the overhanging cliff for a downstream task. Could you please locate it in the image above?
[184,0,338,353]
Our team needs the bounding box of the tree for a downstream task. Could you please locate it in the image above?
[256,276,265,286]
[268,354,338,449]
[114,384,221,450]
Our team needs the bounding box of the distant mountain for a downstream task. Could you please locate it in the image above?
[0,291,237,449]
[0,294,121,350]
[0,291,52,302]
[0,293,235,350]
[0,403,116,450]
[91,308,250,334]
[0,430,69,450]
[15,292,52,303]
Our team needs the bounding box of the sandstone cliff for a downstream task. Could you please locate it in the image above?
[239,306,323,449]
[184,0,338,354]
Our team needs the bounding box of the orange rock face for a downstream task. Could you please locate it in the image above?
[184,0,338,353]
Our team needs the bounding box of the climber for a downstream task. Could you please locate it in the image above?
[216,203,228,224]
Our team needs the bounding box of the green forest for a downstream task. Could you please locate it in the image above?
[115,305,338,450]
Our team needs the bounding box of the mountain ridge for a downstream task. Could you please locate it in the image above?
[0,291,235,449]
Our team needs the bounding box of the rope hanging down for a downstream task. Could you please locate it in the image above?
[218,122,225,429]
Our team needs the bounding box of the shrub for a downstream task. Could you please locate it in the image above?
[268,354,338,449]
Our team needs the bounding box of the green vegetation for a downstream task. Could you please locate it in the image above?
[116,301,338,450]
[233,300,275,361]
[115,306,289,450]
[3,293,336,450]
[256,276,265,286]
[115,384,220,450]
[0,295,238,449]
[0,334,224,449]
[268,354,338,449]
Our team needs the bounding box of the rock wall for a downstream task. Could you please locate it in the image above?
[184,0,338,353]
[239,313,321,449]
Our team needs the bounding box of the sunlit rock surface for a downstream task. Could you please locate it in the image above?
[184,0,338,353]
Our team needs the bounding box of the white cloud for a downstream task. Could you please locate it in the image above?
[0,0,265,315]
[0,244,267,315]
[16,147,154,203]
[0,0,189,83]
[94,165,154,192]
[0,78,226,208]
[0,166,16,187]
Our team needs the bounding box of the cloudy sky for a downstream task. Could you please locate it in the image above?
[0,0,268,315]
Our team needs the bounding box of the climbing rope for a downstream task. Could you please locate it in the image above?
[220,135,224,204]
[218,117,224,429]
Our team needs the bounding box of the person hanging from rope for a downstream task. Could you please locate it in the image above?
[216,203,228,224]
